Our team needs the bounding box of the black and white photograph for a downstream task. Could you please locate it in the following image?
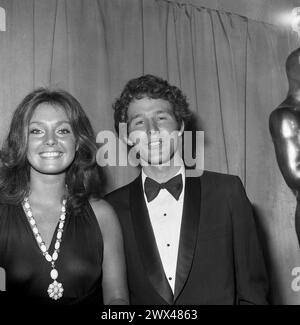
[0,0,300,318]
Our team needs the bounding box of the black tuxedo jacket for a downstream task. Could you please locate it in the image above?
[105,170,269,305]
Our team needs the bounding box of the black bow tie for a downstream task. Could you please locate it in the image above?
[144,174,183,203]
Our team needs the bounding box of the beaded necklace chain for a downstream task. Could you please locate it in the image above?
[22,197,67,300]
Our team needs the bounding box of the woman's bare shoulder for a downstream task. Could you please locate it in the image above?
[89,198,119,230]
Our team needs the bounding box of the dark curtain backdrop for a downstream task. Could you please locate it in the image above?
[0,0,299,304]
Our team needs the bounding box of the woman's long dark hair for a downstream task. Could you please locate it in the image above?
[0,88,104,214]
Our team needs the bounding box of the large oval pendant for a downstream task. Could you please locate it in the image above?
[47,280,64,300]
[50,268,58,280]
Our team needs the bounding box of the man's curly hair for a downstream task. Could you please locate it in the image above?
[113,74,192,134]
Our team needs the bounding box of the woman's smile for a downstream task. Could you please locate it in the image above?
[39,151,64,159]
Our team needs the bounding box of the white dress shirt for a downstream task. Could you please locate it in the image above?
[142,166,185,293]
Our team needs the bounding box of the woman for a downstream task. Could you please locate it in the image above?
[0,88,129,306]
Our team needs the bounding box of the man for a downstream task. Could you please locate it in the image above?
[105,74,269,305]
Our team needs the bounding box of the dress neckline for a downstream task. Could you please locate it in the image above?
[19,204,64,256]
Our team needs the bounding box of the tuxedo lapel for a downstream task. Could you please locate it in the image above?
[130,175,173,304]
[174,176,201,301]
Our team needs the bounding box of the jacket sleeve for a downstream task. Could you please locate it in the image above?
[229,176,269,305]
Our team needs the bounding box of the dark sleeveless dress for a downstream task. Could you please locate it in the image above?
[0,201,103,306]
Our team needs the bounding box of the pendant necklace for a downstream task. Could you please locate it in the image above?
[22,197,67,300]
